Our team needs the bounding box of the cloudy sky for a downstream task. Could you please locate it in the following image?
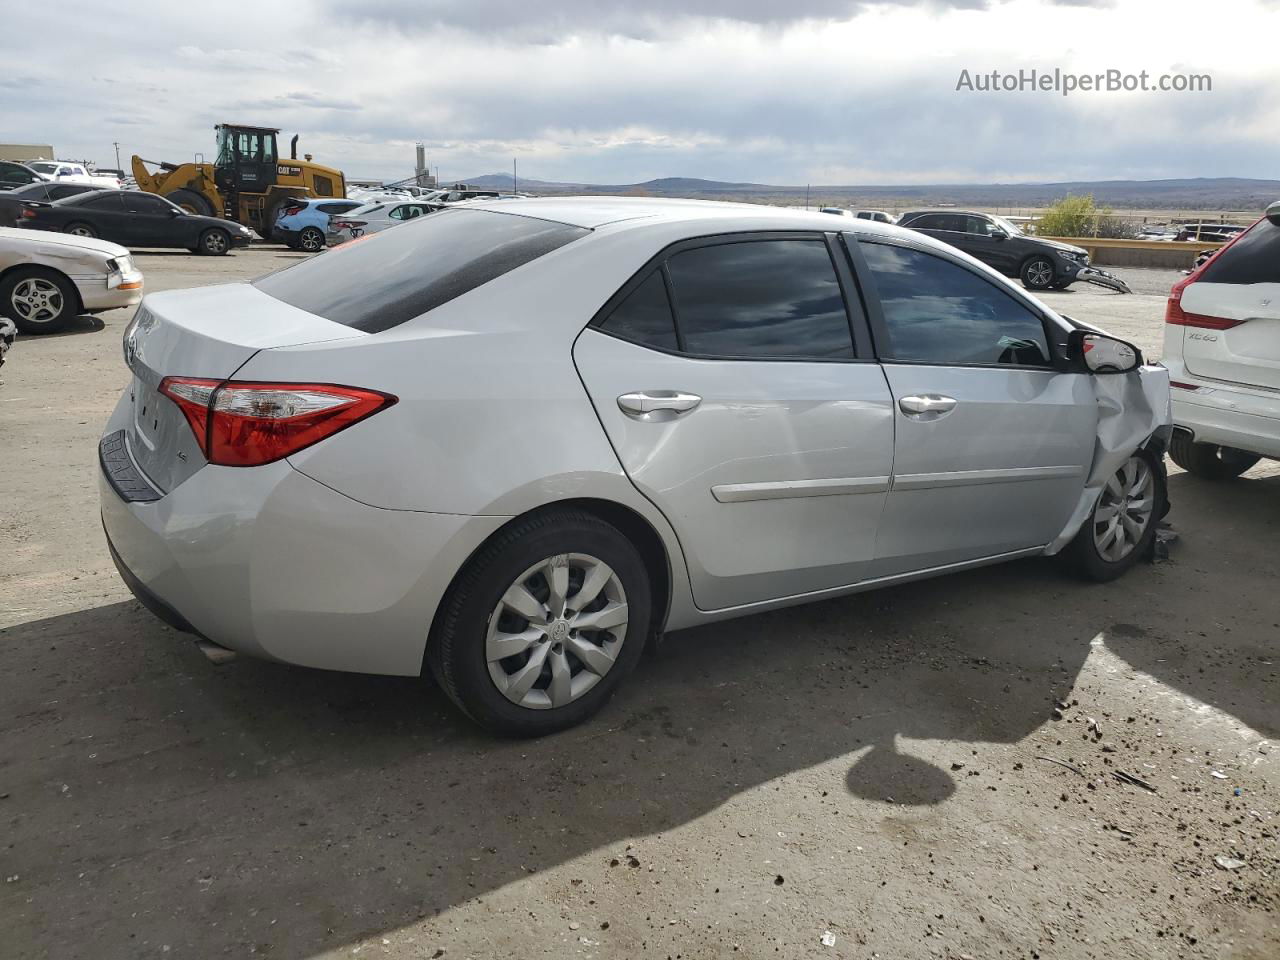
[4,0,1278,185]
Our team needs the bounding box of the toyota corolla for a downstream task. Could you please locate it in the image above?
[100,198,1170,736]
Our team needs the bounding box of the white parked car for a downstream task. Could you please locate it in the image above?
[26,161,120,190]
[0,226,142,333]
[1164,201,1280,478]
[100,198,1169,735]
[324,200,436,246]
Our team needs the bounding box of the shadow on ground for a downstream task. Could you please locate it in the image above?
[1,468,1276,958]
[15,314,107,339]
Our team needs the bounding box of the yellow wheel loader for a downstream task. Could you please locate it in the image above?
[131,124,346,239]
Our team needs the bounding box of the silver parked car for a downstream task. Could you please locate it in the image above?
[325,200,437,246]
[0,226,143,333]
[100,199,1170,735]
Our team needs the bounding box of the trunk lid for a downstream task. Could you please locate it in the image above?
[1179,217,1280,391]
[1180,281,1280,390]
[122,282,363,492]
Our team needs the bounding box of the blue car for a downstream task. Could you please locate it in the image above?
[273,197,364,251]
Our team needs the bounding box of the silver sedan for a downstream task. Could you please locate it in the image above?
[0,226,143,333]
[99,198,1169,735]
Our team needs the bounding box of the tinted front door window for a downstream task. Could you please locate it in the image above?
[665,240,853,359]
[861,242,1050,366]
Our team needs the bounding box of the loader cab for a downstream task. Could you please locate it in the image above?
[214,124,279,198]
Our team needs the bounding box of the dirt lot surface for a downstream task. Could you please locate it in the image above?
[1,249,1276,960]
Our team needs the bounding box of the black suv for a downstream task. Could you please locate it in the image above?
[898,209,1093,291]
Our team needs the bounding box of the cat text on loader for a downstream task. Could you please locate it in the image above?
[131,124,346,239]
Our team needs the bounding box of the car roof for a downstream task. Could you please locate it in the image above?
[900,209,990,218]
[470,196,909,232]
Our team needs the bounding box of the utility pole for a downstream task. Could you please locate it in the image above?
[805,183,810,210]
[513,157,518,194]
[113,141,121,171]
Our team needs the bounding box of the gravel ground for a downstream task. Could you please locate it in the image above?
[1,248,1276,960]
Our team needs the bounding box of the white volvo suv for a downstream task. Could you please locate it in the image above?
[1164,201,1280,479]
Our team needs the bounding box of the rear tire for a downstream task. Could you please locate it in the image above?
[165,189,213,217]
[64,222,97,239]
[1169,432,1260,480]
[198,229,230,256]
[1021,256,1057,290]
[428,508,652,737]
[298,226,325,252]
[1063,448,1165,582]
[1,266,79,334]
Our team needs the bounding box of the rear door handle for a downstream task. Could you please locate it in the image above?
[617,391,702,419]
[899,394,957,419]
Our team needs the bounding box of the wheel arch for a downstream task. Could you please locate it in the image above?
[0,262,85,315]
[422,496,675,675]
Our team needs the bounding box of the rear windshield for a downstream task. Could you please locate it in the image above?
[1200,218,1280,286]
[253,208,589,332]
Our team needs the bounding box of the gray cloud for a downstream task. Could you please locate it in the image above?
[322,0,1105,38]
[3,0,1274,188]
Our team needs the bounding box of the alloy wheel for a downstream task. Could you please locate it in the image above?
[205,232,227,254]
[1026,259,1054,287]
[1092,455,1155,562]
[486,553,629,710]
[11,277,64,325]
[300,228,324,252]
[69,225,94,237]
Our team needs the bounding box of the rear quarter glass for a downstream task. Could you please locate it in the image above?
[253,208,588,333]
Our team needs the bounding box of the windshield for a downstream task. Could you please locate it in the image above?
[30,162,57,174]
[990,215,1023,236]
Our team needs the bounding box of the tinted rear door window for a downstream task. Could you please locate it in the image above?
[1200,219,1280,285]
[82,192,126,210]
[860,241,1050,366]
[665,240,853,359]
[254,208,588,332]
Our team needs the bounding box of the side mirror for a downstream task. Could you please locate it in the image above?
[1068,329,1141,374]
[1267,201,1280,226]
[991,228,1008,240]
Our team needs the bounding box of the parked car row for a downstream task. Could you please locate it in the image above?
[0,181,101,227]
[272,190,522,251]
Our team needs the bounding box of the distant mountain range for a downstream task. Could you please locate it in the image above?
[460,174,1280,211]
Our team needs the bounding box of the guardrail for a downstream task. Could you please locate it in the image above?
[1039,236,1225,270]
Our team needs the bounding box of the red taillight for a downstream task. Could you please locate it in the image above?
[1165,272,1245,330]
[20,208,36,219]
[1169,381,1201,390]
[159,377,396,467]
[333,220,365,230]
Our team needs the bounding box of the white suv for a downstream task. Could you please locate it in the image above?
[1163,201,1280,479]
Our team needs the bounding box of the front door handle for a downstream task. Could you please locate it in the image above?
[899,394,958,420]
[617,391,702,420]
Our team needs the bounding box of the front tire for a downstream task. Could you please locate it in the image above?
[428,509,652,737]
[1021,256,1057,290]
[1169,432,1259,480]
[1,267,79,334]
[198,229,230,256]
[1063,448,1165,582]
